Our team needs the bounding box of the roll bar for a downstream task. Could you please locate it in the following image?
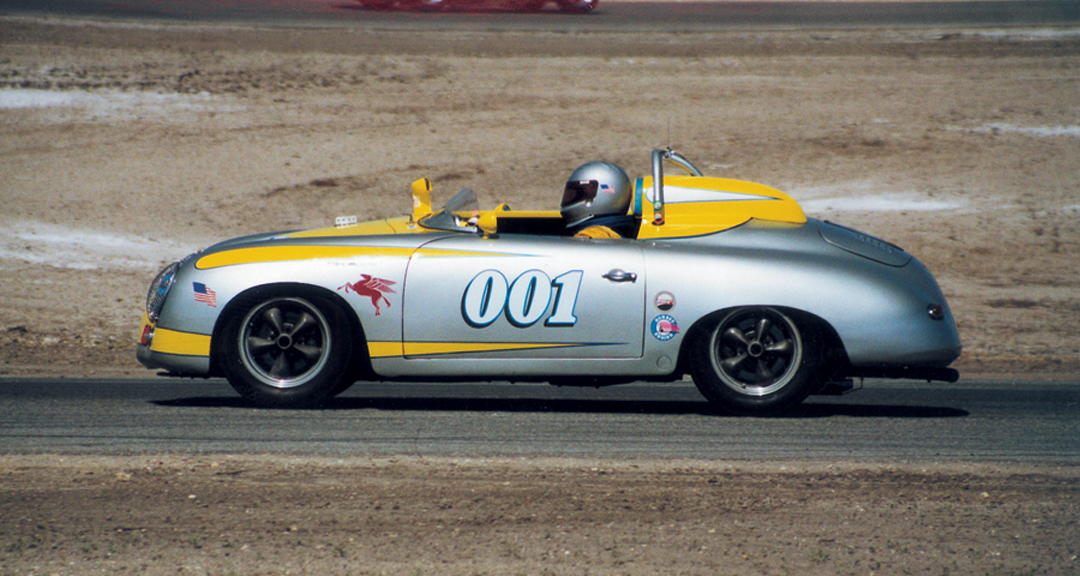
[650,149,703,226]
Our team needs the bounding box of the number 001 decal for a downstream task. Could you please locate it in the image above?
[462,269,583,328]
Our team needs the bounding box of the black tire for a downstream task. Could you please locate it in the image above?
[689,307,820,416]
[220,292,352,408]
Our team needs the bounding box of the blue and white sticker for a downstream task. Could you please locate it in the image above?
[651,314,680,341]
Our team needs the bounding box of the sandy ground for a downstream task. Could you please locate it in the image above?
[2,455,1079,576]
[0,15,1079,575]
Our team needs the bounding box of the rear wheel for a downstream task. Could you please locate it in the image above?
[689,307,820,416]
[220,293,352,407]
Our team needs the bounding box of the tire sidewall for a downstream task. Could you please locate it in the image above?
[219,289,352,408]
[690,307,819,416]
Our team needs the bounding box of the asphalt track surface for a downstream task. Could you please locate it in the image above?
[1,378,1078,463]
[2,0,1078,31]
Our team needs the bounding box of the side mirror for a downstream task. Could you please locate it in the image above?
[477,212,498,237]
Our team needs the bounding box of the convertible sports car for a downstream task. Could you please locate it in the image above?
[137,149,961,415]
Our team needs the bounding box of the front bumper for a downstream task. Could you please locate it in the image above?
[137,313,213,376]
[137,342,212,375]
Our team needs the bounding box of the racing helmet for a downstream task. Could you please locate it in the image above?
[560,161,632,227]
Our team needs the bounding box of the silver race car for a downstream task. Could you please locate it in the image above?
[137,149,961,415]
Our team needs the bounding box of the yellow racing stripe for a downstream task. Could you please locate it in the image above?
[367,341,404,358]
[367,341,582,358]
[196,245,506,270]
[151,328,212,357]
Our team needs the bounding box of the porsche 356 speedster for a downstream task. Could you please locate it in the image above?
[137,149,961,415]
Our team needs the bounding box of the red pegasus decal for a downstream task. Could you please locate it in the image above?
[338,274,397,316]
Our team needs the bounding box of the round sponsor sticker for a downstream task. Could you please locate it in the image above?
[654,291,675,311]
[651,314,680,341]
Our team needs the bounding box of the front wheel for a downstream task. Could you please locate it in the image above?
[689,307,820,416]
[220,294,352,407]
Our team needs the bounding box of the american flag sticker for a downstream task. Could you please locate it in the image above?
[600,183,614,194]
[193,282,217,307]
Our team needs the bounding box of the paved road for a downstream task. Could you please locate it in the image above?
[2,0,1077,31]
[2,377,1077,463]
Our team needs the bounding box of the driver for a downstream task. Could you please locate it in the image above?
[560,161,636,239]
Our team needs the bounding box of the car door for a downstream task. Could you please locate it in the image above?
[402,234,645,366]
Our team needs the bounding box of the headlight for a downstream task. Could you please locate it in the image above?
[146,261,179,322]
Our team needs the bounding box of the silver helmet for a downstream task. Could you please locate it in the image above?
[560,161,632,227]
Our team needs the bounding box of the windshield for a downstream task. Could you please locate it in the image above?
[417,188,480,233]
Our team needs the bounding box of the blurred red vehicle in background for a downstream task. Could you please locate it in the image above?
[353,0,597,13]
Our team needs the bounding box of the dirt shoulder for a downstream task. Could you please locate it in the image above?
[2,454,1078,575]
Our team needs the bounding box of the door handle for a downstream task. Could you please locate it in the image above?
[602,269,638,283]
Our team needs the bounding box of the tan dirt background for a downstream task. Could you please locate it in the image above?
[1,14,1079,576]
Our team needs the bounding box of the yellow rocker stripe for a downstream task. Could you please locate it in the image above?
[367,341,582,358]
[367,341,404,358]
[151,335,583,360]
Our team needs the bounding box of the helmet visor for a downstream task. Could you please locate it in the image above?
[561,180,599,208]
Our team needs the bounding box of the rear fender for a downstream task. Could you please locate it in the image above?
[676,306,848,381]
